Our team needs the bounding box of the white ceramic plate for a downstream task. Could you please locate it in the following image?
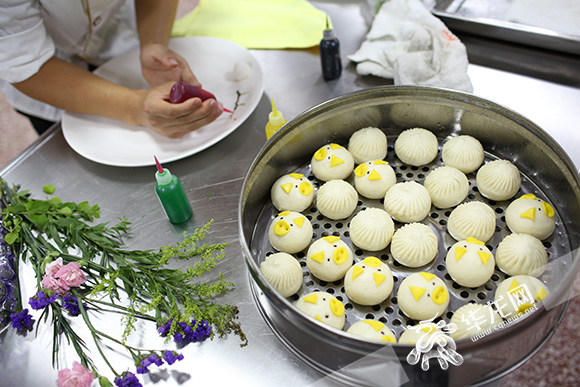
[62,37,263,167]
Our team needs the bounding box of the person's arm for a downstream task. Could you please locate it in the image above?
[12,57,221,139]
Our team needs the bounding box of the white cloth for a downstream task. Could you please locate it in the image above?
[0,0,139,121]
[349,0,473,93]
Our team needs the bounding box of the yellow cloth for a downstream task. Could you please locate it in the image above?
[172,0,328,49]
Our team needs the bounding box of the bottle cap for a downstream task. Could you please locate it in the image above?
[268,98,286,126]
[154,156,173,185]
[323,15,336,40]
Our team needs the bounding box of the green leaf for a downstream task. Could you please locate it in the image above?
[50,197,62,206]
[5,232,18,244]
[59,207,73,217]
[43,185,56,195]
[29,213,49,228]
[26,199,51,213]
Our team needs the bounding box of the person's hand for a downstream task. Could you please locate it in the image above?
[140,43,199,87]
[136,82,223,139]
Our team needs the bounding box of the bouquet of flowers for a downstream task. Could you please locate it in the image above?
[0,179,246,387]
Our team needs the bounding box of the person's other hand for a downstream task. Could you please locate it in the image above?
[140,43,199,87]
[137,82,223,139]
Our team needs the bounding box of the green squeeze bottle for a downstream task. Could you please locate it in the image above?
[154,156,193,224]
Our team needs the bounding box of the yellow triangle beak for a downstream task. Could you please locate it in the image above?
[310,251,325,264]
[409,286,426,301]
[455,246,467,261]
[281,183,293,194]
[352,266,364,281]
[374,272,386,286]
[330,155,345,168]
[478,251,491,265]
[368,169,382,181]
[520,208,536,220]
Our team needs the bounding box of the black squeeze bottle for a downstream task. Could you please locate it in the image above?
[320,16,342,80]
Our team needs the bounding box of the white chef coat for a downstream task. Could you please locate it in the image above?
[0,0,140,121]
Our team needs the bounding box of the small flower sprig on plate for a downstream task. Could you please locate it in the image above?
[0,179,246,387]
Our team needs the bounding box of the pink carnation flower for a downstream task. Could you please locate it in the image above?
[45,257,63,277]
[57,361,94,387]
[41,275,70,295]
[41,259,86,295]
[56,262,87,288]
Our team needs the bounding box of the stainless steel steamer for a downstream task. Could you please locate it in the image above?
[238,86,580,386]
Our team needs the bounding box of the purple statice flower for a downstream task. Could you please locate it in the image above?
[137,353,165,374]
[28,290,58,310]
[114,371,142,387]
[157,318,173,337]
[9,309,35,335]
[174,320,212,343]
[62,294,87,316]
[135,366,149,375]
[158,318,211,343]
[163,350,184,365]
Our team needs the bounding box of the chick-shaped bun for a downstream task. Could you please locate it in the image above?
[505,194,556,240]
[344,257,394,306]
[445,237,495,287]
[311,143,354,181]
[347,320,396,343]
[494,275,549,317]
[442,135,484,174]
[260,252,303,298]
[476,159,521,201]
[349,207,395,251]
[449,303,502,340]
[398,272,449,321]
[271,173,315,212]
[268,211,313,254]
[495,233,547,277]
[296,291,345,330]
[398,322,444,345]
[306,236,353,282]
[394,128,438,166]
[424,166,469,209]
[390,223,438,268]
[384,181,431,223]
[447,201,496,242]
[316,179,358,220]
[354,160,396,199]
[348,127,388,164]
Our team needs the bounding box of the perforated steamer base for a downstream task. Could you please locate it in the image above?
[250,139,567,338]
[239,87,580,386]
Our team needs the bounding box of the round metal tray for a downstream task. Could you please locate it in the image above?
[238,86,580,386]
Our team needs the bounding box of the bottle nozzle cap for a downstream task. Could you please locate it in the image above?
[323,14,336,39]
[154,157,173,185]
[269,98,286,125]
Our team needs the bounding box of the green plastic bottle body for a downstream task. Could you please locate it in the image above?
[155,175,192,224]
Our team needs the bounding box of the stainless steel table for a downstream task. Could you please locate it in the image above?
[2,1,580,386]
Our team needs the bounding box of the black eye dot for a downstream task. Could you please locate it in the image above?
[327,258,331,262]
[432,282,436,285]
[362,266,366,269]
[325,315,329,319]
[427,293,431,297]
[378,269,382,272]
[333,245,338,248]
